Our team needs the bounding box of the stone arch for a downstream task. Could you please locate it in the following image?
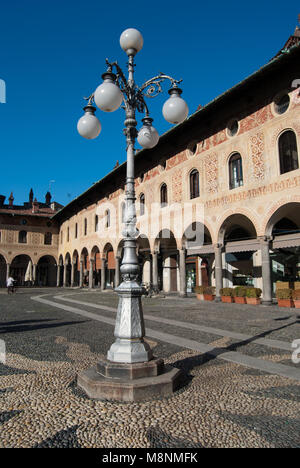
[154,229,178,292]
[263,197,300,237]
[116,239,124,258]
[217,209,259,243]
[218,213,258,245]
[11,254,33,286]
[64,252,72,286]
[103,243,115,288]
[91,245,101,287]
[72,250,80,287]
[264,201,300,237]
[0,253,6,287]
[182,222,213,249]
[0,250,8,264]
[137,235,151,285]
[80,248,90,286]
[65,252,71,265]
[37,255,57,287]
[182,222,213,291]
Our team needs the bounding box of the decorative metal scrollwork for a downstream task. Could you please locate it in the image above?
[92,62,183,117]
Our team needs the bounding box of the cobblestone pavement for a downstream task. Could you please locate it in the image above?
[0,287,299,448]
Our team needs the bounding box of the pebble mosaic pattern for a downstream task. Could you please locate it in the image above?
[0,336,299,448]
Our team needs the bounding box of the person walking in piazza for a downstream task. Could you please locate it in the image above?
[6,276,15,294]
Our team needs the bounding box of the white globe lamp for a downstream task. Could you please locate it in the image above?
[163,87,189,124]
[77,105,101,140]
[120,28,144,55]
[94,72,123,112]
[137,117,159,149]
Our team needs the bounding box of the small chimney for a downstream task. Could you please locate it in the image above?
[8,192,14,207]
[32,198,39,213]
[45,191,52,206]
[0,195,5,208]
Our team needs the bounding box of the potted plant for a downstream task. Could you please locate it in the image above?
[203,286,216,301]
[233,286,247,304]
[292,289,300,308]
[220,288,234,303]
[292,289,300,309]
[246,288,262,305]
[276,289,294,308]
[194,285,204,301]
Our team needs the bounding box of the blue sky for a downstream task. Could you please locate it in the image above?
[0,0,299,206]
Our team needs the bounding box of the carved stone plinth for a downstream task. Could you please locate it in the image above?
[77,357,182,402]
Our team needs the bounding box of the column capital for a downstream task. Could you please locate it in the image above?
[259,235,273,244]
[213,243,223,250]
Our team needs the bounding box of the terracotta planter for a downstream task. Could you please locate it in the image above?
[204,294,215,301]
[196,293,204,301]
[277,299,294,308]
[293,299,300,309]
[246,297,261,305]
[221,296,234,303]
[234,297,246,304]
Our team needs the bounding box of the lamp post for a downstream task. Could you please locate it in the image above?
[77,28,188,401]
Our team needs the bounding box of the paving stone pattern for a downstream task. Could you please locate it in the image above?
[0,288,299,448]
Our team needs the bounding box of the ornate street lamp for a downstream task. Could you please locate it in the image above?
[77,28,188,401]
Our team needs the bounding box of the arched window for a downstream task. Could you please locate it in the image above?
[95,215,98,232]
[67,227,70,242]
[121,203,125,223]
[75,223,78,239]
[44,232,52,245]
[190,169,199,199]
[140,193,145,216]
[84,218,87,236]
[229,153,243,189]
[279,130,299,174]
[105,210,110,228]
[160,184,168,207]
[19,231,27,244]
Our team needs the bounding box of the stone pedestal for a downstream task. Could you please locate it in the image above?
[77,357,182,402]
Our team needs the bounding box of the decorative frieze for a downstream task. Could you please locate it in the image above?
[205,153,218,194]
[172,169,183,203]
[250,132,265,181]
[205,174,300,209]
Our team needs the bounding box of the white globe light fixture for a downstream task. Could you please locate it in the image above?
[120,28,143,55]
[137,117,159,149]
[94,71,123,112]
[163,87,189,124]
[77,104,101,139]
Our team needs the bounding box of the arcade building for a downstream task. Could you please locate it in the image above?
[1,22,300,305]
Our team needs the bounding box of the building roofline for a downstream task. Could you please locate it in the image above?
[52,42,300,223]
